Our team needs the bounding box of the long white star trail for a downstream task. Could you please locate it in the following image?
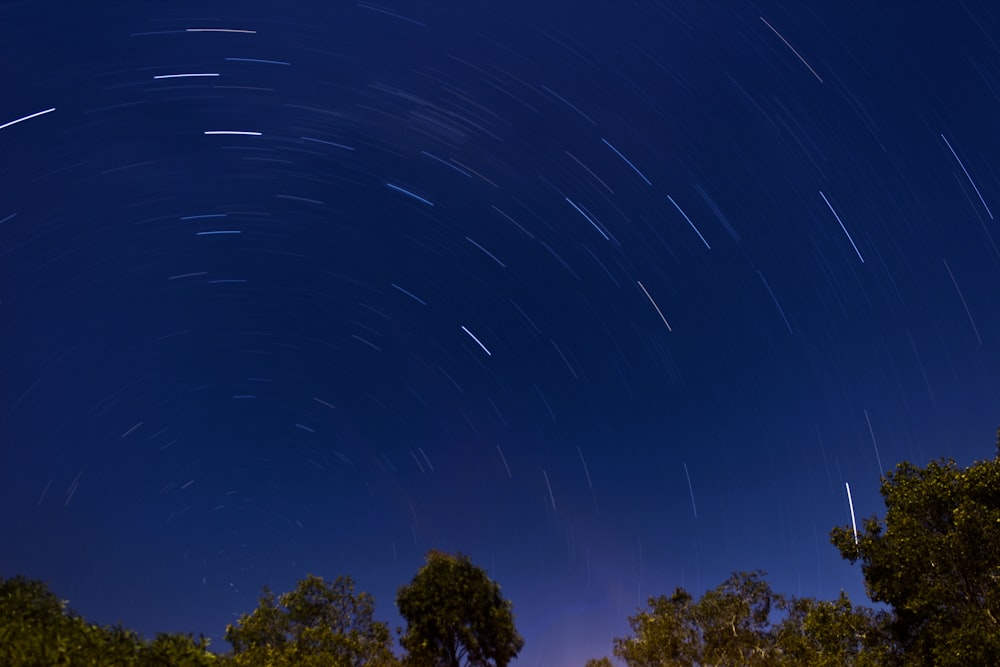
[0,107,55,132]
[846,482,859,546]
[461,326,492,356]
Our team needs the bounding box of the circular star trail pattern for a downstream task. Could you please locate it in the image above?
[4,2,1000,664]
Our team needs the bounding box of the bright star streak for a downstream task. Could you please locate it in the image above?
[154,73,220,79]
[846,482,859,546]
[0,107,55,132]
[204,131,262,136]
[461,326,492,356]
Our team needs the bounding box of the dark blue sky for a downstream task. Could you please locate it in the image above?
[3,2,1000,664]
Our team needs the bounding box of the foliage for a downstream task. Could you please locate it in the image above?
[612,586,700,667]
[773,592,893,666]
[695,570,780,665]
[0,574,217,666]
[610,571,892,667]
[0,575,78,665]
[613,571,787,667]
[143,631,218,666]
[831,445,1000,666]
[583,658,614,667]
[225,574,397,667]
[396,551,523,667]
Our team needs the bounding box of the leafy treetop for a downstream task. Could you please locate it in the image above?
[831,443,1000,666]
[225,573,398,667]
[396,551,523,667]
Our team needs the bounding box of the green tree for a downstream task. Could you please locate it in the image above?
[225,574,397,667]
[831,440,1000,665]
[0,575,80,664]
[612,588,701,667]
[612,571,785,667]
[694,570,780,665]
[0,575,218,666]
[773,592,892,666]
[396,551,523,667]
[143,631,219,666]
[583,658,615,667]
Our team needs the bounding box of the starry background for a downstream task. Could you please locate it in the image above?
[3,1,1000,665]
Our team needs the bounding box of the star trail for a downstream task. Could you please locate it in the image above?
[4,2,1000,665]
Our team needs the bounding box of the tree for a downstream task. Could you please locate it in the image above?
[143,631,219,666]
[694,570,781,665]
[607,571,892,667]
[0,575,217,666]
[831,441,1000,666]
[583,658,615,667]
[612,587,701,667]
[225,574,397,667]
[612,571,785,667]
[396,551,523,667]
[1,575,74,664]
[773,592,892,666]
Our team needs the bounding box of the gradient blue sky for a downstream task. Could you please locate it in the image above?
[4,2,1000,665]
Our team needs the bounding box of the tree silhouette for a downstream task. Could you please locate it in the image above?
[225,574,397,667]
[397,551,523,667]
[831,443,1000,665]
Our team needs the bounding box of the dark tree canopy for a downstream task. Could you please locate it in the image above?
[225,574,397,667]
[831,447,1000,666]
[695,570,779,665]
[0,575,217,666]
[610,571,889,667]
[773,592,892,666]
[396,551,523,667]
[613,571,787,667]
[612,586,702,667]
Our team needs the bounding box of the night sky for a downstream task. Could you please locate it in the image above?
[4,2,1000,665]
